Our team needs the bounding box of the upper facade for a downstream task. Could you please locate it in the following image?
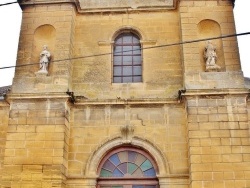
[14,0,243,102]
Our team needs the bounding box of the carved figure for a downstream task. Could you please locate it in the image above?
[204,41,221,71]
[120,124,134,143]
[38,45,51,73]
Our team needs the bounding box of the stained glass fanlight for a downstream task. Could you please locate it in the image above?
[97,148,159,188]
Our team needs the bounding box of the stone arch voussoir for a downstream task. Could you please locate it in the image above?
[85,136,170,177]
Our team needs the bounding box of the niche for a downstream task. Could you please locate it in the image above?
[32,24,56,74]
[198,19,225,71]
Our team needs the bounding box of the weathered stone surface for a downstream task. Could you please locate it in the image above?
[79,0,175,10]
[1,0,249,188]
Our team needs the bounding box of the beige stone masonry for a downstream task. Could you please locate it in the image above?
[2,94,69,187]
[0,101,10,187]
[12,3,76,94]
[0,0,247,187]
[184,92,250,188]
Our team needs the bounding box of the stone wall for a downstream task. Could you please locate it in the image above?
[12,3,76,94]
[185,93,250,188]
[72,10,183,99]
[179,0,240,73]
[67,102,189,187]
[2,97,69,187]
[0,101,9,187]
[1,0,248,187]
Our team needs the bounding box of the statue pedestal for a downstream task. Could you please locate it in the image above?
[205,65,221,72]
[35,70,48,77]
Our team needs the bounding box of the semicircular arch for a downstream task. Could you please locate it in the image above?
[85,136,170,177]
[110,26,146,41]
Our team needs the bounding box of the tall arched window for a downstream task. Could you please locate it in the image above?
[97,147,159,188]
[113,32,142,83]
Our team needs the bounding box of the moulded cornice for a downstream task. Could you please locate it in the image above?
[6,92,70,102]
[181,88,250,97]
[18,0,177,13]
[73,98,181,106]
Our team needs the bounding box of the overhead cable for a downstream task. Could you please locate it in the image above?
[0,32,249,70]
[0,1,18,6]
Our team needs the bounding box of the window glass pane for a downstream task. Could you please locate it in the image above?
[123,46,133,55]
[103,160,116,172]
[133,56,141,63]
[114,67,122,76]
[133,167,143,176]
[113,77,122,83]
[114,56,122,65]
[133,46,141,55]
[110,154,121,166]
[123,77,133,83]
[118,151,128,163]
[128,151,137,163]
[123,35,132,43]
[133,66,142,75]
[114,46,122,55]
[143,168,156,177]
[115,37,123,44]
[141,160,152,172]
[132,36,140,43]
[123,66,132,76]
[128,163,138,175]
[134,154,146,166]
[113,168,124,177]
[100,169,112,177]
[133,76,142,82]
[132,186,143,188]
[123,56,132,65]
[118,163,128,174]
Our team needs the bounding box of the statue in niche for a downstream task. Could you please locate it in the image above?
[36,45,51,75]
[204,41,221,72]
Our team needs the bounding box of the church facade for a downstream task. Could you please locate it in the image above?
[1,0,250,187]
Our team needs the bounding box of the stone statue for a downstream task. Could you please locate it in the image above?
[37,45,51,75]
[204,41,221,71]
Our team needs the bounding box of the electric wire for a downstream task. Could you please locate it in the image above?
[0,1,18,6]
[0,32,250,70]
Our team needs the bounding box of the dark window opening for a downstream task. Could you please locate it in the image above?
[113,33,142,83]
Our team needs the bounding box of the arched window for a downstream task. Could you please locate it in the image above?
[97,147,159,188]
[113,32,142,83]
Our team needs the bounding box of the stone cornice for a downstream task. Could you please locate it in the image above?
[6,92,70,102]
[181,88,250,97]
[18,0,75,5]
[74,98,181,106]
[18,0,177,13]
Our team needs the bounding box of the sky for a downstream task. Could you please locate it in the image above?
[0,0,249,87]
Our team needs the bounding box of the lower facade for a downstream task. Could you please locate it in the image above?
[0,91,250,188]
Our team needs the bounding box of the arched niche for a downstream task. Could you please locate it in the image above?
[198,19,225,71]
[32,24,56,74]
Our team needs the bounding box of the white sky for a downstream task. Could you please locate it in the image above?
[0,0,249,87]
